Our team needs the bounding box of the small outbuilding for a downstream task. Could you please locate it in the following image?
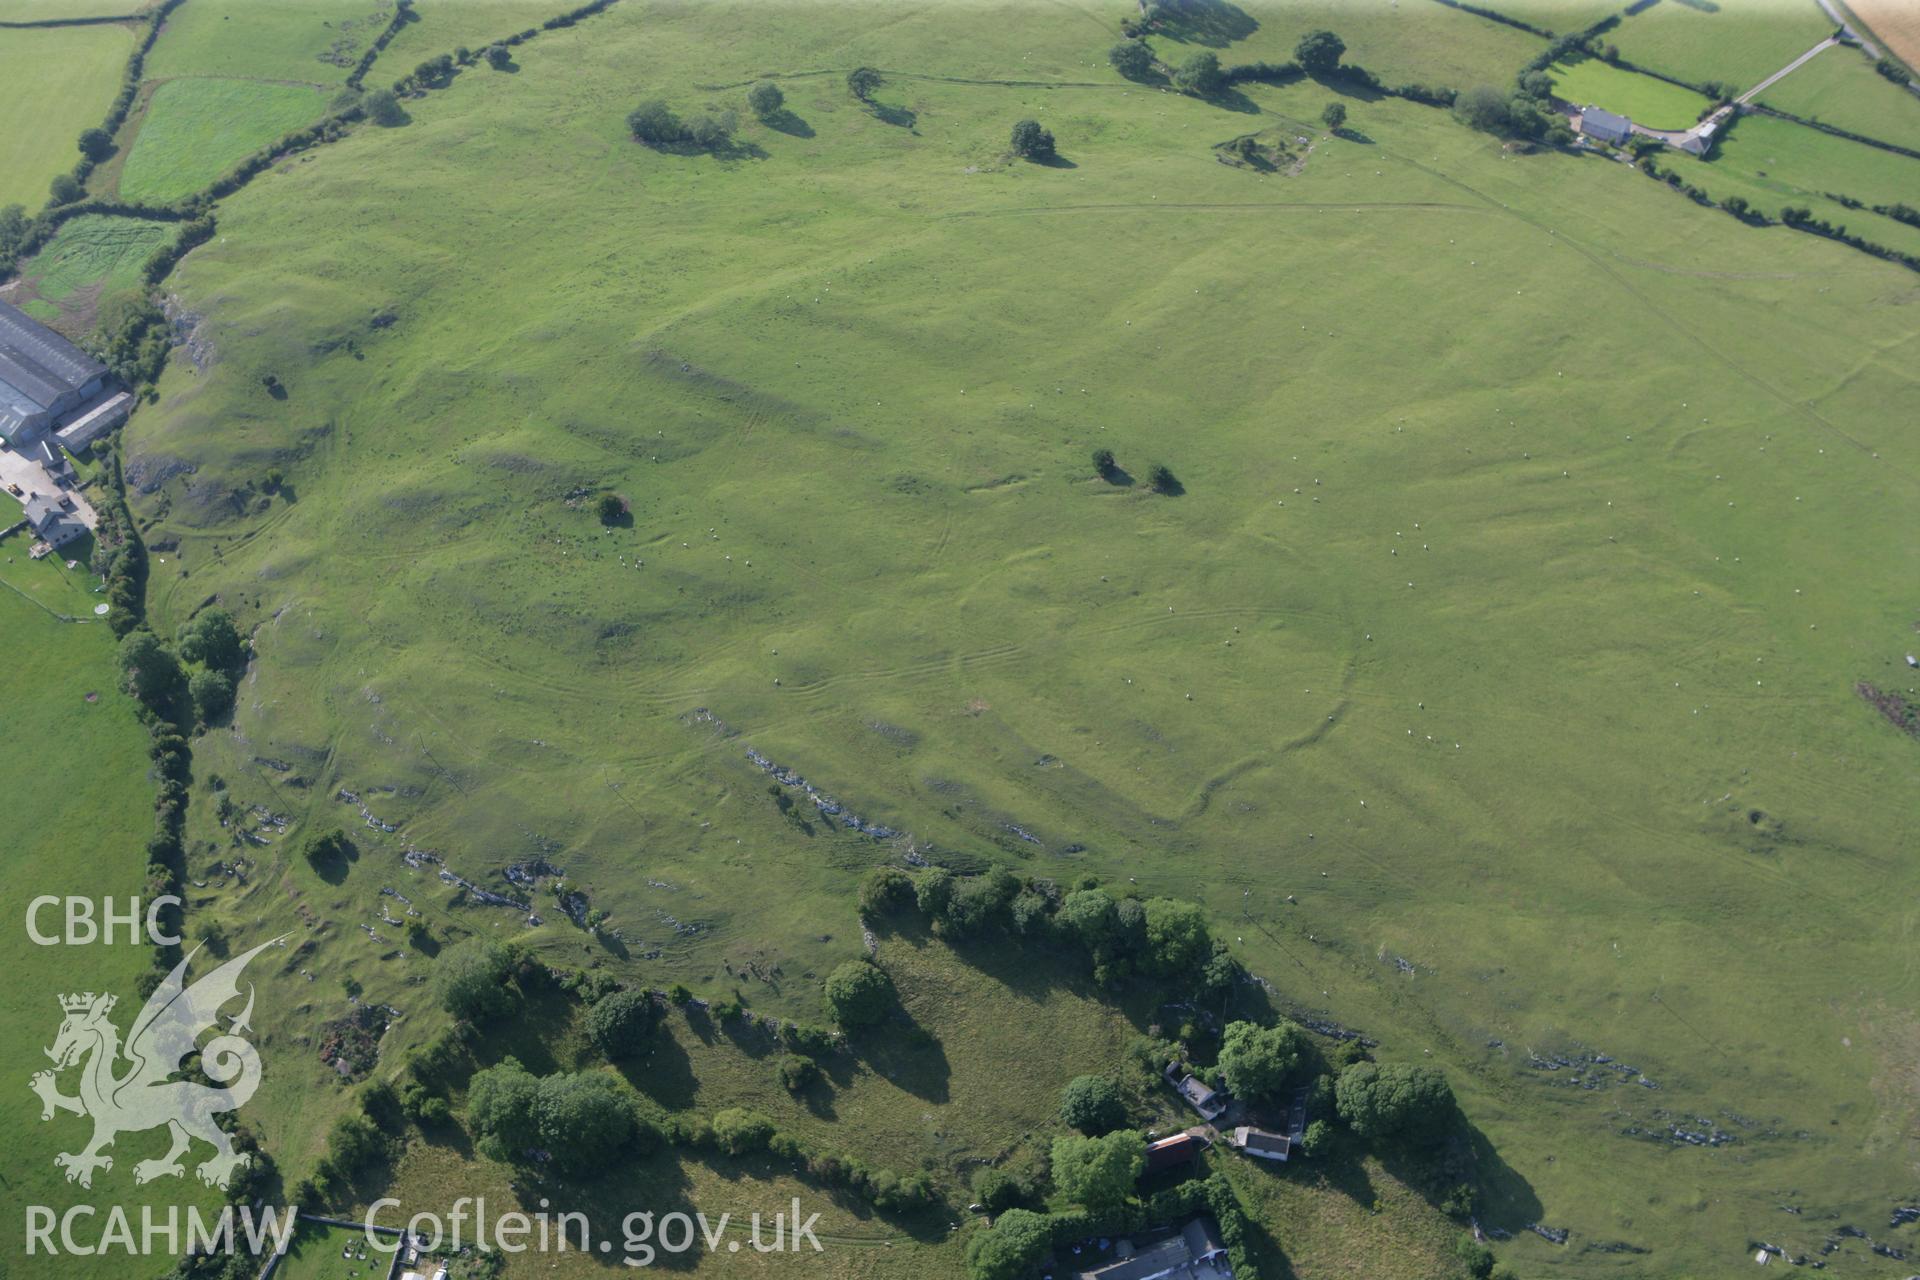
[1143,1131,1209,1175]
[1173,1073,1227,1121]
[1231,1126,1292,1162]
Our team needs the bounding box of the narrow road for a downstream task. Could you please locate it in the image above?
[1738,36,1837,103]
[1812,0,1879,57]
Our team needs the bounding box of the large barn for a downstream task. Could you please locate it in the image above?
[0,298,130,449]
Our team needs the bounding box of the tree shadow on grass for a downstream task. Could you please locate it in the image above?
[1153,0,1259,47]
[1033,152,1079,169]
[845,1004,952,1104]
[517,1150,701,1270]
[1330,126,1375,144]
[764,109,814,138]
[870,100,917,130]
[1201,85,1262,115]
[1370,1117,1543,1234]
[616,1026,700,1113]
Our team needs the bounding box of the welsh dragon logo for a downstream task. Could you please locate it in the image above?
[30,937,282,1190]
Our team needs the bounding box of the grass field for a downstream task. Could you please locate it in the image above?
[0,584,228,1275]
[110,2,1920,1275]
[0,21,133,209]
[141,0,395,84]
[16,213,174,324]
[0,0,154,17]
[1469,0,1625,36]
[375,0,580,67]
[1550,52,1711,125]
[1756,40,1920,151]
[118,76,327,202]
[1714,108,1920,212]
[1608,0,1837,92]
[1169,0,1548,93]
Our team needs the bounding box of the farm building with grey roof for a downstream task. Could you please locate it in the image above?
[0,298,130,448]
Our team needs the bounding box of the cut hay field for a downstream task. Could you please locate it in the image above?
[1848,0,1920,71]
[1757,41,1920,151]
[16,212,173,324]
[118,76,327,202]
[1549,52,1710,125]
[113,2,1920,1275]
[141,0,395,83]
[1608,0,1837,92]
[0,20,133,209]
[0,587,227,1274]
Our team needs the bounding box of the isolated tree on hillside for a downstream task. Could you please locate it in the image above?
[823,959,893,1027]
[466,1056,541,1161]
[536,1071,644,1170]
[965,1208,1051,1280]
[1050,1131,1143,1211]
[585,988,657,1059]
[1217,1018,1307,1103]
[847,66,885,102]
[1172,50,1222,96]
[434,937,517,1023]
[364,88,406,126]
[178,607,244,671]
[189,668,235,723]
[596,492,625,524]
[628,99,684,146]
[747,81,784,120]
[1295,29,1347,76]
[77,128,113,161]
[118,630,179,706]
[914,866,955,916]
[1321,101,1347,131]
[687,109,737,151]
[1009,118,1056,161]
[857,865,916,917]
[1108,38,1155,80]
[1060,1074,1128,1133]
[1335,1060,1457,1142]
[1453,85,1511,135]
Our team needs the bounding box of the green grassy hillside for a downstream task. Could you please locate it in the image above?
[34,0,1919,1277]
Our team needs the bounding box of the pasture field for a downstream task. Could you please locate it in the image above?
[0,21,133,209]
[0,587,227,1274]
[15,212,174,325]
[1549,52,1710,124]
[1468,0,1624,36]
[375,0,581,66]
[1756,41,1920,151]
[0,0,153,17]
[117,76,328,202]
[1165,0,1547,92]
[1607,0,1837,92]
[1649,122,1920,260]
[112,3,1920,1277]
[1713,109,1920,213]
[141,0,396,83]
